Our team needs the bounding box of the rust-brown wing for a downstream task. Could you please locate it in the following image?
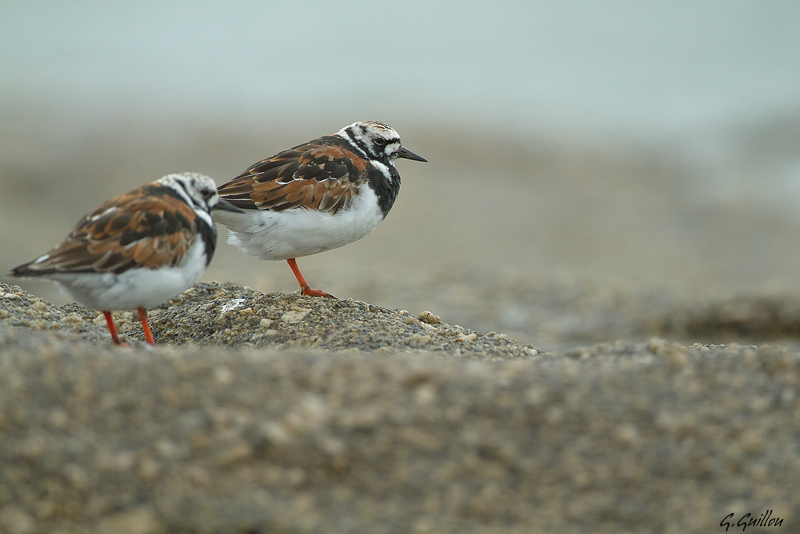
[217,135,370,214]
[12,184,199,276]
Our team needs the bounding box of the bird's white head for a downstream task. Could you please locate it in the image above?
[158,172,242,215]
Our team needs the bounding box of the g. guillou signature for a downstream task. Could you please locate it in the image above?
[721,510,784,531]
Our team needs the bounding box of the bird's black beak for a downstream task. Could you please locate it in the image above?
[397,146,428,162]
[213,198,246,213]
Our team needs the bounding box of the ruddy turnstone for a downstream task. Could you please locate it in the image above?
[10,172,242,345]
[214,120,427,297]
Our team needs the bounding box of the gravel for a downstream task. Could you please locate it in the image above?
[1,281,799,533]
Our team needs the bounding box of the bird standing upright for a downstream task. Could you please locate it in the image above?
[10,172,242,345]
[213,121,426,298]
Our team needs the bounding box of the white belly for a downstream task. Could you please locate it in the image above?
[49,239,209,311]
[213,187,385,261]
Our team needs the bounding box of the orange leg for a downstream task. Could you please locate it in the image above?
[102,310,123,345]
[286,258,335,298]
[138,307,156,345]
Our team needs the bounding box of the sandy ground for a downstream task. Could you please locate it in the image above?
[2,280,800,533]
[3,112,800,532]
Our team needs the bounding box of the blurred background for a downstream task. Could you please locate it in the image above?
[3,1,800,351]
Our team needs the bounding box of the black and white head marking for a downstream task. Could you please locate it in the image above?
[338,121,403,164]
[158,172,228,226]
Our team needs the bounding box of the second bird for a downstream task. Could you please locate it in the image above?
[214,120,427,298]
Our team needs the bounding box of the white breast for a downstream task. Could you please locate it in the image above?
[213,186,385,261]
[49,238,209,311]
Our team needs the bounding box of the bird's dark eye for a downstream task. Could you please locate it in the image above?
[374,138,387,146]
[200,189,214,200]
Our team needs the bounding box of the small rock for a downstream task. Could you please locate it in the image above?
[418,311,440,325]
[220,298,246,314]
[93,506,164,534]
[137,458,161,481]
[281,307,311,323]
[213,365,234,385]
[214,442,253,466]
[408,334,432,348]
[0,506,35,534]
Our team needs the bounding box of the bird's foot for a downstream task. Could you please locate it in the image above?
[301,285,336,298]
